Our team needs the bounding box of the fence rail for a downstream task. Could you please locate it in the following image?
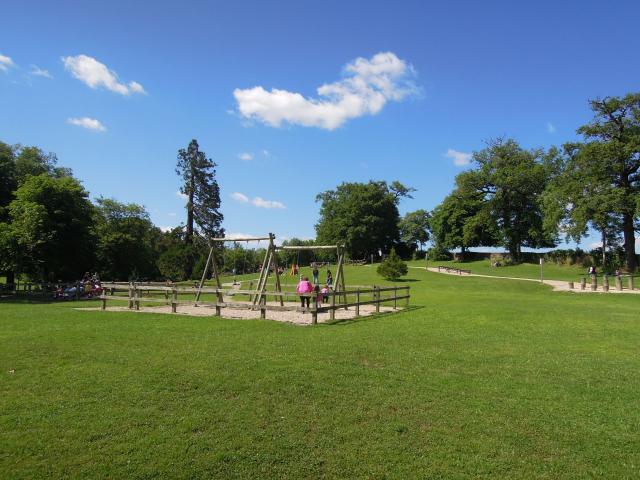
[99,282,410,325]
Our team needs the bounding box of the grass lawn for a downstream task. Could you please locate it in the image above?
[2,266,640,478]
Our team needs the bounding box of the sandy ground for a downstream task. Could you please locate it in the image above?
[421,266,640,294]
[77,302,399,326]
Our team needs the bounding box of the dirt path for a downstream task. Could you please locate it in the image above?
[420,266,640,295]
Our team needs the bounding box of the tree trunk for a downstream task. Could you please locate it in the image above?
[6,270,14,286]
[622,212,637,272]
[186,175,195,245]
[601,228,606,270]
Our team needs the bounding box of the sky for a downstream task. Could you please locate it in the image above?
[1,0,639,250]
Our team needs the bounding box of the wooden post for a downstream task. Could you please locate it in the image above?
[195,246,214,305]
[128,283,134,309]
[171,287,177,313]
[311,300,317,325]
[590,275,597,291]
[355,290,360,317]
[603,275,609,292]
[164,288,169,304]
[260,295,266,320]
[568,281,574,289]
[393,287,397,310]
[629,276,635,291]
[75,282,80,301]
[330,290,336,321]
[101,292,107,311]
[615,275,622,291]
[134,285,140,310]
[375,286,380,313]
[580,278,586,290]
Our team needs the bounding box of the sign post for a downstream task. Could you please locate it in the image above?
[540,257,544,284]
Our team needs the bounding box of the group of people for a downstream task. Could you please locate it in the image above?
[54,272,102,299]
[295,264,334,309]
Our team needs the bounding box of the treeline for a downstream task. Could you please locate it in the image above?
[429,92,640,272]
[0,139,223,283]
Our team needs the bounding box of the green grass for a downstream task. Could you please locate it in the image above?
[2,266,640,478]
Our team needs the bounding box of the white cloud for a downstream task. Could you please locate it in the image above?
[168,212,177,217]
[252,197,285,209]
[238,152,253,161]
[128,80,146,95]
[233,51,419,130]
[230,192,249,203]
[0,54,15,72]
[176,191,188,201]
[262,149,270,157]
[66,117,107,132]
[231,191,285,209]
[61,54,145,96]
[446,148,472,166]
[547,122,556,134]
[29,65,52,79]
[159,226,173,233]
[225,232,253,240]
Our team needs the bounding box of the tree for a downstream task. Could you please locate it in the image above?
[430,188,498,257]
[0,142,17,222]
[376,248,408,280]
[7,175,96,281]
[315,181,411,259]
[94,198,161,280]
[13,145,71,184]
[399,209,430,252]
[543,142,624,270]
[456,139,558,262]
[175,139,224,244]
[568,94,640,271]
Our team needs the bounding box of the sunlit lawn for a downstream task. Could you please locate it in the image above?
[2,265,640,478]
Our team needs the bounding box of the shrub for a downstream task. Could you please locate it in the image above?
[377,248,408,281]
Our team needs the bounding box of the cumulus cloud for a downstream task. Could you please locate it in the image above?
[0,53,15,72]
[230,192,249,203]
[252,197,285,209]
[61,54,145,96]
[231,191,285,209]
[66,117,107,132]
[238,152,253,161]
[547,122,556,134]
[29,65,52,78]
[176,191,188,201]
[233,51,419,130]
[262,149,270,157]
[446,148,472,166]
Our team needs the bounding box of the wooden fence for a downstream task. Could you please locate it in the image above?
[99,282,410,325]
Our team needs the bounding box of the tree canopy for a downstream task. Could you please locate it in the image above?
[315,180,412,259]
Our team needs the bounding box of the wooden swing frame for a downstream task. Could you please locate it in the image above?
[195,234,347,308]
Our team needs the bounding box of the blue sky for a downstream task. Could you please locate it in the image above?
[1,0,639,249]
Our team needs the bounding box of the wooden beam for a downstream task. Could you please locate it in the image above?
[210,236,272,242]
[277,245,338,251]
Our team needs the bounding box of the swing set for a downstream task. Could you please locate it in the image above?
[195,233,346,307]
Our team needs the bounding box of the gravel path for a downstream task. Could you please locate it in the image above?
[77,302,398,325]
[424,267,640,294]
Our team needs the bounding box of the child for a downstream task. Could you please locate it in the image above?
[312,264,319,285]
[314,284,322,308]
[326,269,333,288]
[296,276,314,308]
[321,284,329,303]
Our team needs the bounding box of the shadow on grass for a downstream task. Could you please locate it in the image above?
[324,304,424,327]
[0,296,100,306]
